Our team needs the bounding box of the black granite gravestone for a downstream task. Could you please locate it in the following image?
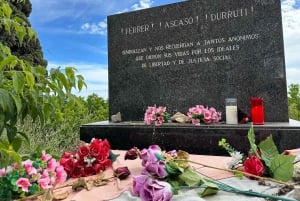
[108,0,288,122]
[80,0,300,155]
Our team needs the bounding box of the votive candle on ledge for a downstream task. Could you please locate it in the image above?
[225,98,238,124]
[250,97,264,125]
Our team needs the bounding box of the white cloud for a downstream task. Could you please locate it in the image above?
[132,0,154,10]
[79,0,154,35]
[281,0,300,85]
[80,19,107,35]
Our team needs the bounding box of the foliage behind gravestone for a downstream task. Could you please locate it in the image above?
[0,0,86,168]
[0,0,47,67]
[288,84,300,120]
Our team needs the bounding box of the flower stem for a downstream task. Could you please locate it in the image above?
[175,159,296,186]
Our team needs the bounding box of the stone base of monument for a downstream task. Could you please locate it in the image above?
[80,120,300,155]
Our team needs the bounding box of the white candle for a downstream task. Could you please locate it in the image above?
[226,105,238,124]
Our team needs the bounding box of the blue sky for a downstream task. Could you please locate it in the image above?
[29,0,300,99]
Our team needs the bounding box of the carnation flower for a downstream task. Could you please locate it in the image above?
[187,104,221,125]
[144,105,170,126]
[0,151,67,199]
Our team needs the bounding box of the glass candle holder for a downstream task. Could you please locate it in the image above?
[225,98,238,124]
[250,97,264,125]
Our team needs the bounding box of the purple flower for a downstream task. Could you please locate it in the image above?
[139,145,163,166]
[142,161,168,179]
[133,176,173,201]
[133,175,148,196]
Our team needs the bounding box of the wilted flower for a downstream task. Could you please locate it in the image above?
[124,147,139,160]
[114,166,131,180]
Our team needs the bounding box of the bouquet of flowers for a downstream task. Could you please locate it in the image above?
[187,104,221,125]
[144,105,170,126]
[60,138,112,178]
[0,150,67,200]
[219,125,295,181]
[125,143,297,201]
[124,145,218,201]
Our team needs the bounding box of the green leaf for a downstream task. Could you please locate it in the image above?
[12,71,25,94]
[179,168,202,187]
[0,89,15,114]
[13,21,26,45]
[247,125,259,157]
[0,113,4,136]
[270,154,295,182]
[198,179,219,197]
[17,131,30,146]
[25,71,35,89]
[2,2,12,18]
[109,150,120,162]
[258,135,279,168]
[65,67,76,85]
[10,93,22,114]
[1,18,12,34]
[166,161,184,176]
[0,55,17,70]
[57,72,70,93]
[11,136,23,152]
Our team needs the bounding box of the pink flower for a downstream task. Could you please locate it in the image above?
[38,177,52,189]
[47,158,58,171]
[0,168,5,177]
[22,159,37,175]
[16,178,32,192]
[192,118,200,125]
[41,150,52,161]
[55,166,67,183]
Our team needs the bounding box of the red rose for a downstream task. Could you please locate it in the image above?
[92,163,105,174]
[61,158,75,173]
[244,156,264,177]
[77,145,90,157]
[100,139,111,157]
[71,167,83,178]
[101,158,112,169]
[62,151,73,159]
[89,142,101,157]
[84,167,96,177]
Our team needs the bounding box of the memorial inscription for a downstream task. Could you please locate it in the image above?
[108,0,288,122]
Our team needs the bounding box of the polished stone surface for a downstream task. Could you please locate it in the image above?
[80,120,300,155]
[107,0,288,122]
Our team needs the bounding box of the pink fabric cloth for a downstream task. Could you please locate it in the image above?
[53,150,233,201]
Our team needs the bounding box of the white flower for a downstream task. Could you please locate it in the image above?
[227,151,243,169]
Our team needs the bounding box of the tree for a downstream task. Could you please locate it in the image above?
[288,84,300,120]
[0,0,86,167]
[0,0,47,67]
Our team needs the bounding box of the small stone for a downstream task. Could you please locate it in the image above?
[293,185,300,200]
[293,162,300,181]
[111,112,122,122]
[171,112,191,123]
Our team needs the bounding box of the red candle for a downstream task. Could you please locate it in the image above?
[251,97,264,125]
